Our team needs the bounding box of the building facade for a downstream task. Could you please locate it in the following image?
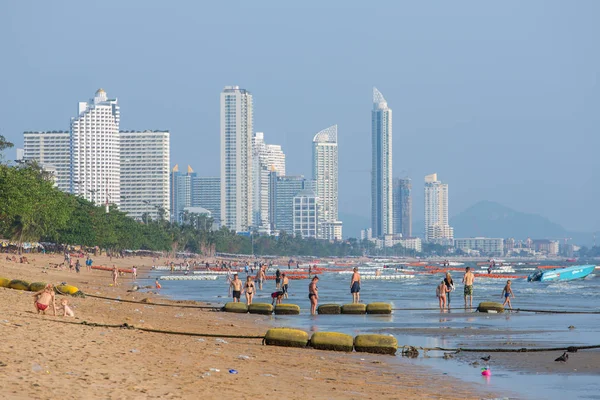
[221,86,253,232]
[170,165,196,224]
[270,175,309,235]
[371,87,393,238]
[119,130,170,221]
[454,238,504,256]
[312,125,341,240]
[392,177,412,238]
[70,88,121,207]
[293,189,319,238]
[195,177,221,227]
[424,173,454,243]
[23,131,71,192]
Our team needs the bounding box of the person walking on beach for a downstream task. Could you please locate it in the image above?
[444,272,455,308]
[281,273,289,299]
[308,276,319,315]
[350,267,361,303]
[32,284,57,316]
[436,280,449,311]
[275,269,281,289]
[230,274,243,303]
[132,265,137,281]
[502,280,515,309]
[256,266,265,291]
[112,265,119,286]
[462,267,475,308]
[244,276,255,305]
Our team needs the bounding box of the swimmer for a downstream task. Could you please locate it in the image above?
[230,274,242,303]
[350,267,361,304]
[32,284,56,316]
[244,276,255,305]
[155,279,162,290]
[61,299,75,317]
[308,276,319,315]
[501,280,515,310]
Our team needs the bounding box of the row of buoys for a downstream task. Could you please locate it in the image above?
[159,275,218,281]
[264,275,309,280]
[0,277,83,296]
[222,302,392,315]
[264,328,398,355]
[91,265,133,274]
[473,273,526,279]
[361,274,415,280]
[192,271,231,275]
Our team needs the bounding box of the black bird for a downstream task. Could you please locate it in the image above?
[555,352,569,362]
[480,355,491,362]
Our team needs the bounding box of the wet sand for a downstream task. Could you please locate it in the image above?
[0,254,499,400]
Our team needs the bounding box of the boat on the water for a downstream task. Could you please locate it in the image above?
[527,265,596,282]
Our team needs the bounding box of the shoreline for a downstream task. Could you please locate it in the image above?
[0,254,499,399]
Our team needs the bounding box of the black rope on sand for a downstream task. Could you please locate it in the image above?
[390,307,600,314]
[418,344,600,353]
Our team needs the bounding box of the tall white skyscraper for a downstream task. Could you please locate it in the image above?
[221,86,253,232]
[70,88,121,207]
[312,124,341,240]
[265,144,285,175]
[371,87,393,238]
[120,130,170,221]
[424,173,454,243]
[23,131,71,192]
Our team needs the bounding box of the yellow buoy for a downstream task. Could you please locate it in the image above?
[341,303,367,314]
[274,304,300,315]
[264,328,308,348]
[28,282,48,292]
[0,277,10,288]
[366,302,392,315]
[354,334,398,355]
[223,302,249,313]
[310,332,354,352]
[8,279,30,291]
[317,304,341,315]
[476,302,505,313]
[248,303,274,315]
[55,285,80,296]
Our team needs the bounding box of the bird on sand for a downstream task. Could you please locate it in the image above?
[555,352,569,362]
[480,355,491,362]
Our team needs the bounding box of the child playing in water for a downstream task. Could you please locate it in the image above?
[502,280,515,309]
[436,280,449,311]
[61,299,75,317]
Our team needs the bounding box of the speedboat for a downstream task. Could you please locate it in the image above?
[527,265,596,282]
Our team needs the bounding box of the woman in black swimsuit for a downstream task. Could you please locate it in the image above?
[244,276,255,305]
[308,276,319,315]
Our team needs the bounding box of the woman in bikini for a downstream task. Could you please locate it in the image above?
[308,276,319,315]
[244,276,255,305]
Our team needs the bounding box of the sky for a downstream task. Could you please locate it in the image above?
[1,1,599,235]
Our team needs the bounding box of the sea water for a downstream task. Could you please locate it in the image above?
[141,263,600,399]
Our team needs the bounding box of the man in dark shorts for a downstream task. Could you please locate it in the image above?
[350,267,361,303]
[275,269,281,289]
[230,274,242,302]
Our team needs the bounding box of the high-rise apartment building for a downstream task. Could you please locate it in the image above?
[312,125,342,240]
[170,165,196,224]
[252,132,286,234]
[23,131,71,192]
[393,178,412,238]
[119,130,170,221]
[293,189,319,238]
[269,175,309,235]
[221,86,253,232]
[371,87,393,238]
[424,173,454,243]
[70,89,121,207]
[195,177,221,226]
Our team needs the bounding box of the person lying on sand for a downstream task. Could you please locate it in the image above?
[61,299,75,317]
[33,284,57,316]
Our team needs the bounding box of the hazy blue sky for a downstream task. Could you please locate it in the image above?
[1,1,598,234]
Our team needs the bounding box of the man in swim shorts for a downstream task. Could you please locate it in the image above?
[32,284,57,316]
[350,267,361,303]
[462,266,475,309]
[230,274,243,303]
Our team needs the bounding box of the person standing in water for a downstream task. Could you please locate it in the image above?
[502,280,515,309]
[308,276,319,315]
[444,272,454,308]
[350,267,361,303]
[230,274,242,303]
[275,268,281,290]
[462,266,475,309]
[436,280,449,311]
[244,276,255,305]
[281,273,289,299]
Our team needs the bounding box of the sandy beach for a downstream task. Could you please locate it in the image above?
[0,253,504,400]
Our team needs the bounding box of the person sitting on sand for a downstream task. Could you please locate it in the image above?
[230,274,243,303]
[436,280,449,311]
[61,299,75,317]
[244,276,255,305]
[502,280,515,310]
[33,284,56,316]
[271,291,284,305]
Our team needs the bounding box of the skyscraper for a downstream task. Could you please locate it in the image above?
[424,173,454,243]
[293,189,319,238]
[70,89,121,207]
[195,177,221,227]
[23,131,71,192]
[312,125,341,240]
[170,165,196,224]
[371,87,393,238]
[221,86,253,232]
[120,130,170,221]
[393,178,412,238]
[270,175,309,235]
